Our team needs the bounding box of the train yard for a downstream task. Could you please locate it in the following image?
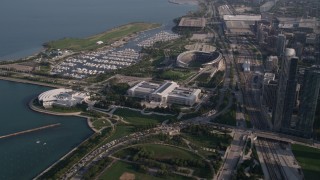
[256,138,303,180]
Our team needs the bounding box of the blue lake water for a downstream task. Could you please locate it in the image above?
[0,0,195,60]
[0,80,94,180]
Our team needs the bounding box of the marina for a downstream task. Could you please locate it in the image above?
[137,31,180,47]
[51,31,180,78]
[52,48,140,78]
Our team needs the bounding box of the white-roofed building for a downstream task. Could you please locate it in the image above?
[127,81,160,99]
[127,81,201,106]
[167,87,201,106]
[150,81,179,104]
[38,88,89,108]
[223,15,261,21]
[243,61,251,72]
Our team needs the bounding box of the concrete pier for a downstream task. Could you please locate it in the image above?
[0,123,61,139]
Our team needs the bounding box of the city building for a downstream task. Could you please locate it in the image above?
[296,66,320,138]
[273,48,299,132]
[267,35,278,52]
[176,50,222,68]
[262,73,277,111]
[242,61,251,72]
[264,72,276,82]
[306,33,318,45]
[218,5,233,18]
[127,81,201,106]
[260,1,275,12]
[265,56,278,72]
[178,17,206,31]
[294,32,307,44]
[294,42,304,58]
[127,81,160,99]
[38,88,89,109]
[276,34,286,56]
[150,81,179,104]
[167,87,201,106]
[223,15,261,35]
[223,15,261,21]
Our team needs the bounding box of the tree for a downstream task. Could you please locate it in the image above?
[138,165,148,173]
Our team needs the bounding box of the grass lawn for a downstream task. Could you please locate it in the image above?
[157,69,195,81]
[45,107,81,113]
[195,73,211,83]
[35,64,51,74]
[113,108,169,126]
[91,118,111,130]
[214,110,236,126]
[292,144,320,180]
[213,105,236,126]
[182,132,231,149]
[99,161,192,180]
[102,125,134,144]
[136,144,212,179]
[46,22,159,51]
[114,143,204,163]
[137,144,202,161]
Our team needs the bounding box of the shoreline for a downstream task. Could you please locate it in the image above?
[0,76,64,88]
[3,2,201,178]
[28,98,98,133]
[1,22,161,63]
[168,0,199,5]
[34,131,97,180]
[44,22,161,52]
[28,98,103,179]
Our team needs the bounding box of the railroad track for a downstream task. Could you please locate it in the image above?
[258,138,287,180]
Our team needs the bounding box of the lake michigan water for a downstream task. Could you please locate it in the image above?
[0,81,93,180]
[0,0,195,179]
[0,0,195,61]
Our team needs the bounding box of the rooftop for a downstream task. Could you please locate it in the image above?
[168,87,200,97]
[130,81,160,93]
[223,15,261,21]
[264,73,275,81]
[267,56,278,62]
[179,17,206,28]
[185,43,216,53]
[38,88,88,108]
[155,82,174,94]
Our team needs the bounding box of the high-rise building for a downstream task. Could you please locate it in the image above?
[267,35,278,52]
[265,56,278,72]
[294,42,303,58]
[273,48,299,132]
[296,66,320,137]
[276,34,286,56]
[262,73,277,110]
[294,32,307,44]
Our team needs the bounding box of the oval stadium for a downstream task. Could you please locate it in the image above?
[176,50,222,68]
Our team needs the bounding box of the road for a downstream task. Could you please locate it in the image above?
[63,125,187,179]
[216,129,247,180]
